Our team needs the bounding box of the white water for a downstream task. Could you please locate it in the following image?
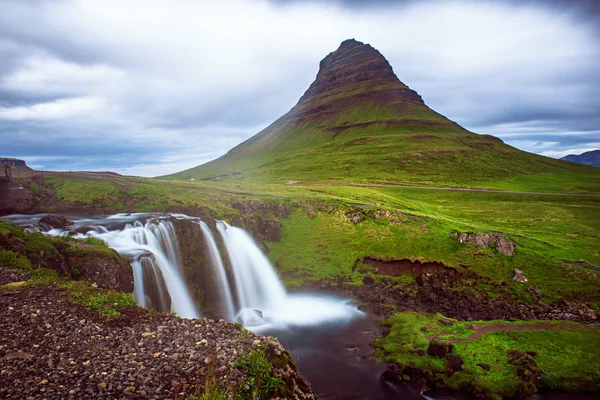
[90,219,200,318]
[131,259,146,307]
[217,221,287,312]
[198,221,235,319]
[216,220,362,330]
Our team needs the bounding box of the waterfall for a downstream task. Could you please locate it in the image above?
[91,219,200,318]
[131,259,146,307]
[4,212,362,329]
[198,221,235,320]
[140,256,171,313]
[216,221,288,322]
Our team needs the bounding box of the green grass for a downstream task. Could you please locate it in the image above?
[59,280,136,319]
[375,312,600,398]
[267,192,600,299]
[29,182,42,196]
[165,97,600,193]
[0,249,31,269]
[44,175,120,205]
[233,348,285,400]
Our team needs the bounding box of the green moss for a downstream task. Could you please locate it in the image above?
[375,312,600,397]
[59,280,137,320]
[234,348,285,400]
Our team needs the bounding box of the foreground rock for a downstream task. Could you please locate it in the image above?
[39,215,72,229]
[0,285,314,399]
[450,230,517,256]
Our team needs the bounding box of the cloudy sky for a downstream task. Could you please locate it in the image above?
[1,0,599,176]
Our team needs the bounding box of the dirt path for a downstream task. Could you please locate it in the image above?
[459,322,585,342]
[345,183,600,197]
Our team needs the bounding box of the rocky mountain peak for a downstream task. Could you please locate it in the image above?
[298,39,406,103]
[294,39,424,120]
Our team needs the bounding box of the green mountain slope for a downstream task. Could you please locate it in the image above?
[167,39,599,191]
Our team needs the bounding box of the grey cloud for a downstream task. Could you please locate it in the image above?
[1,0,599,176]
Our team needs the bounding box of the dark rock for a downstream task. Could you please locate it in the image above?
[67,246,134,292]
[39,215,72,229]
[445,354,464,374]
[363,275,375,285]
[427,339,453,358]
[477,363,491,371]
[438,318,454,327]
[380,369,401,384]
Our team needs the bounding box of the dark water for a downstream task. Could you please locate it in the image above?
[262,314,597,400]
[262,313,430,400]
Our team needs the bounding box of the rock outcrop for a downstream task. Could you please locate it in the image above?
[0,179,38,215]
[228,199,291,243]
[66,242,134,292]
[0,223,133,292]
[170,218,227,318]
[295,39,426,124]
[450,230,517,256]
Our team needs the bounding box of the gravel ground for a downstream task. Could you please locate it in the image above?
[0,285,314,399]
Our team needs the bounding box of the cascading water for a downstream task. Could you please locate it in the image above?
[216,221,287,317]
[91,219,199,318]
[3,212,361,329]
[215,220,362,329]
[198,221,236,320]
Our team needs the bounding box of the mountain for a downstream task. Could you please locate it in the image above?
[561,150,600,167]
[167,39,599,189]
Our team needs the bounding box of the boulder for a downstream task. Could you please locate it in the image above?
[445,354,464,374]
[513,268,528,283]
[495,234,517,256]
[450,230,517,256]
[39,215,72,229]
[427,339,453,358]
[470,233,494,249]
[68,247,134,292]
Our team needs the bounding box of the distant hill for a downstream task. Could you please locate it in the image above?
[166,39,599,190]
[561,150,600,167]
[1,158,30,169]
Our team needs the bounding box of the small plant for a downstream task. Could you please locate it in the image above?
[0,250,31,269]
[233,348,283,400]
[60,280,137,319]
[83,236,109,248]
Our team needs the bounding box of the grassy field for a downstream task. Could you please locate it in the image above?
[20,172,600,302]
[6,170,600,397]
[375,312,600,398]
